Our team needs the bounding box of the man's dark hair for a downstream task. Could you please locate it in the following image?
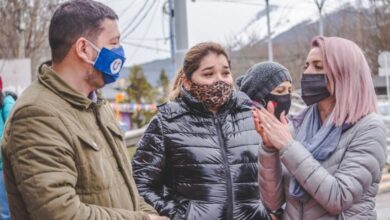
[49,0,118,63]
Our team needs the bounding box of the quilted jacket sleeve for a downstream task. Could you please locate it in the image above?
[258,145,286,211]
[132,116,188,219]
[279,114,387,215]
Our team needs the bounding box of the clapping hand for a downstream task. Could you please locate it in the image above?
[253,102,293,150]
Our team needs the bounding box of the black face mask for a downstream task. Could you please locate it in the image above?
[264,93,291,120]
[301,73,330,106]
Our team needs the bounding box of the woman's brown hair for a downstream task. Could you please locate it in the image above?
[182,42,230,80]
[167,42,230,101]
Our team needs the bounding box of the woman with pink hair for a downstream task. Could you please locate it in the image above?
[254,36,387,220]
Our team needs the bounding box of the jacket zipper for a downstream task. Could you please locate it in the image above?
[213,116,233,220]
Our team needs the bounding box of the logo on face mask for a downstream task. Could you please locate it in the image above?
[110,58,123,74]
[85,40,126,85]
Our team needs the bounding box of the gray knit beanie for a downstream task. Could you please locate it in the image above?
[236,61,292,102]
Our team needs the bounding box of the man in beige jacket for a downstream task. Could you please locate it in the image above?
[1,1,168,219]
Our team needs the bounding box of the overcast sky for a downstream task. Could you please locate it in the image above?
[99,0,358,66]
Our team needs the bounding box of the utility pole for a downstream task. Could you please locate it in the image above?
[174,0,189,70]
[356,0,363,45]
[167,0,176,73]
[265,0,273,61]
[314,0,326,36]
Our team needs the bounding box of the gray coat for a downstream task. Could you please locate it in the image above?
[258,113,387,220]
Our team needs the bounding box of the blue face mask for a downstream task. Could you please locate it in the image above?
[86,40,126,85]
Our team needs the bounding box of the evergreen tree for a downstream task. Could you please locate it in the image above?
[157,69,170,104]
[126,65,156,128]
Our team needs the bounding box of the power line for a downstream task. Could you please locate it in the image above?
[124,37,169,42]
[122,41,170,53]
[122,0,157,38]
[121,0,150,36]
[118,0,138,18]
[126,0,162,62]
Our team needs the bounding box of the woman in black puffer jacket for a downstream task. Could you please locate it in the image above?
[132,42,270,220]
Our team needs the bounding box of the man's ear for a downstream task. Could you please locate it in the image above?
[182,75,191,90]
[75,38,93,62]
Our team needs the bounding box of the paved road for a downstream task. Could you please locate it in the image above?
[377,192,390,220]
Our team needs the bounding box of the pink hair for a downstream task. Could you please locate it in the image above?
[312,36,377,126]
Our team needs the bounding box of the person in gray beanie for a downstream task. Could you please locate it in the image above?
[237,61,292,119]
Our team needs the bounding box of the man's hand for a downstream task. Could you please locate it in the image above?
[148,214,170,220]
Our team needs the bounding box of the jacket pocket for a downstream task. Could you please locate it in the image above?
[77,133,102,151]
[75,133,112,194]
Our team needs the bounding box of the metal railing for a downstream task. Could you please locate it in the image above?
[125,127,146,148]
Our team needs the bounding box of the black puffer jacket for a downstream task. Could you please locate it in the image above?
[132,89,270,220]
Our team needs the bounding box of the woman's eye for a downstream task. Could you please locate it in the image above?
[224,71,231,75]
[204,73,213,77]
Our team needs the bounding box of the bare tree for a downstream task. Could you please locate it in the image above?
[0,0,62,79]
[367,0,390,72]
[278,29,314,89]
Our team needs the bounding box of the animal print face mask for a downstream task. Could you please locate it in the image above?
[189,80,233,110]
